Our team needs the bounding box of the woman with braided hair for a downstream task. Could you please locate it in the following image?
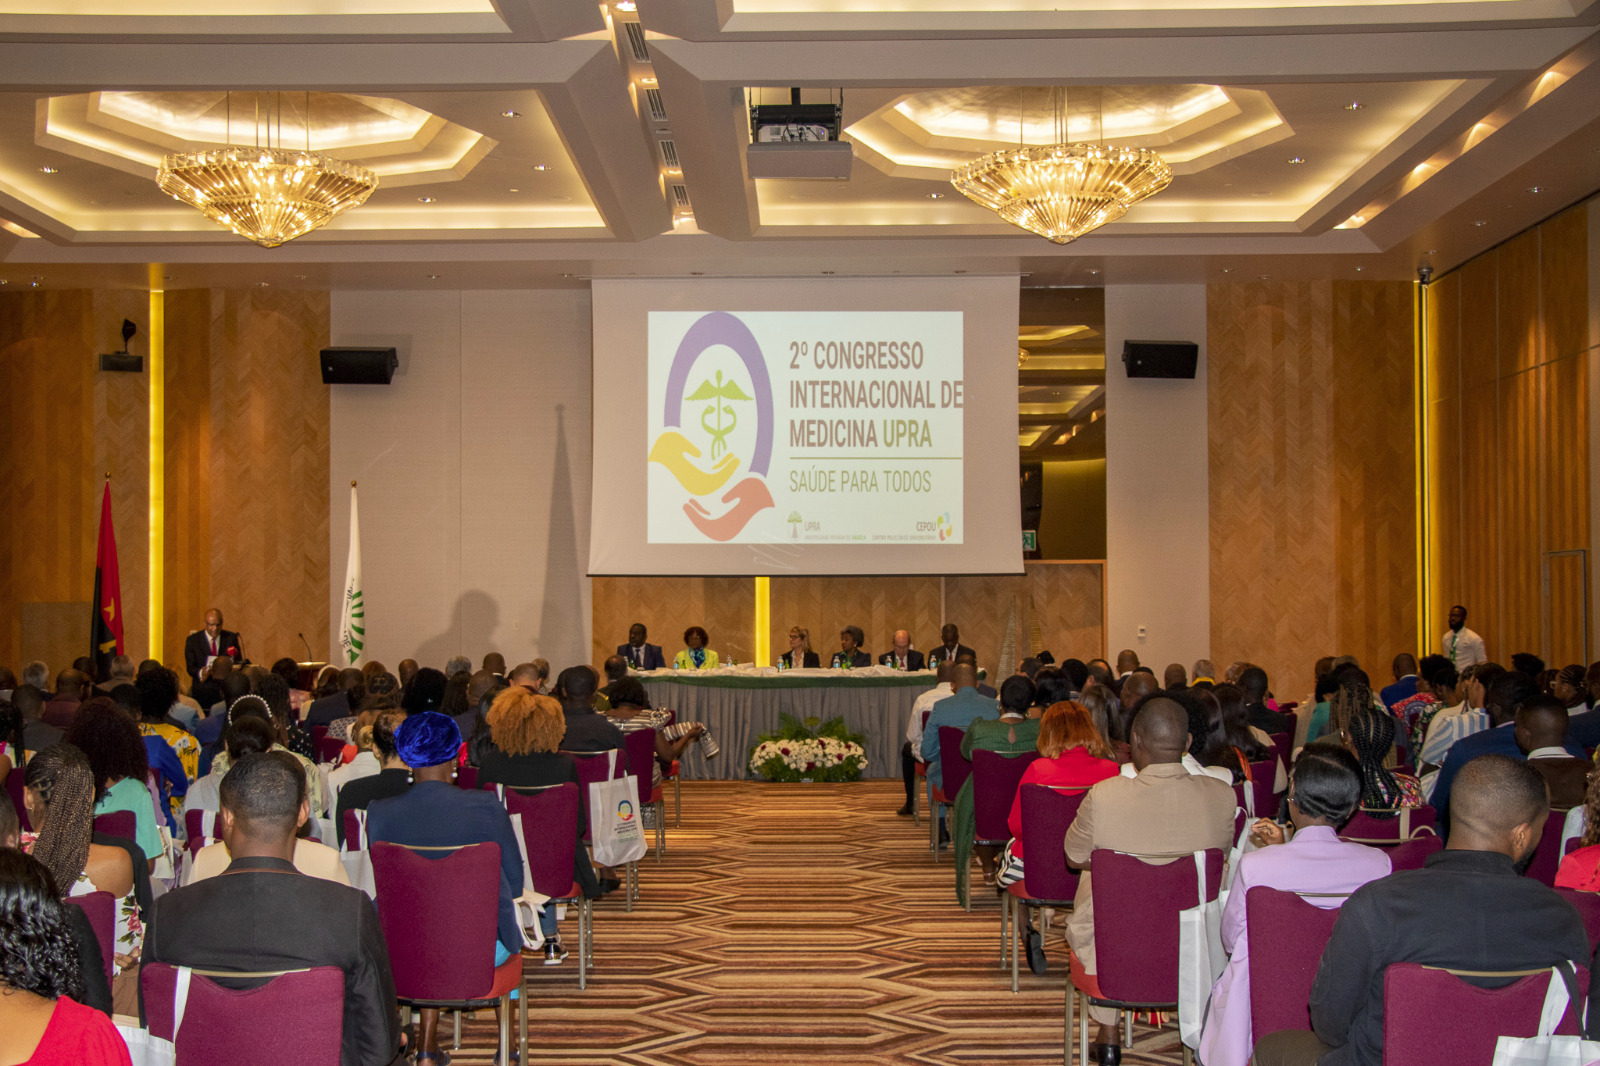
[21,744,143,976]
[1343,702,1423,816]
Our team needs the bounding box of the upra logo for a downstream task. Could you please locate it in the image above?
[936,512,953,541]
[616,800,635,822]
[648,312,775,541]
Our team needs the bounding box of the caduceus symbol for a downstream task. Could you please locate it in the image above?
[686,370,753,462]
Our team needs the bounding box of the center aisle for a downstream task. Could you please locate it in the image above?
[457,779,1185,1065]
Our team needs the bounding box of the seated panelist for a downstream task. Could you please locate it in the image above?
[879,630,925,671]
[831,626,872,669]
[780,627,820,669]
[616,623,666,671]
[673,627,721,670]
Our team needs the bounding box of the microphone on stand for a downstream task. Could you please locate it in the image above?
[298,632,315,662]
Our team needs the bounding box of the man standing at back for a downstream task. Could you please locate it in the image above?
[1064,698,1237,1064]
[1441,604,1486,670]
[1252,754,1588,1066]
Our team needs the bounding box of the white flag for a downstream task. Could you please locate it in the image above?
[338,485,365,666]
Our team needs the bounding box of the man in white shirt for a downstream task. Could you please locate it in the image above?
[899,660,954,816]
[1441,604,1486,669]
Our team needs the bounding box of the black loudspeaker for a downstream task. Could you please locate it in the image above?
[1122,340,1198,379]
[320,347,398,384]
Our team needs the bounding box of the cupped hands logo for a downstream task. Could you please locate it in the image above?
[937,512,953,541]
[648,312,775,541]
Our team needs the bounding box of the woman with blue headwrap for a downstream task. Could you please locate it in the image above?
[365,712,555,1065]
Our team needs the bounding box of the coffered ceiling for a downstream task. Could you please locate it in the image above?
[0,0,1597,287]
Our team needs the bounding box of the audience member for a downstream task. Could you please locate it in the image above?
[13,685,62,757]
[1419,660,1503,770]
[900,659,955,815]
[396,658,419,691]
[1197,683,1283,790]
[1191,658,1218,686]
[919,663,996,795]
[257,672,313,760]
[1253,755,1587,1066]
[1239,666,1290,734]
[1199,746,1391,1066]
[93,655,136,697]
[1111,671,1160,746]
[186,752,347,885]
[1378,653,1419,709]
[400,667,447,716]
[444,655,472,680]
[482,652,506,677]
[133,667,198,782]
[556,667,624,752]
[63,700,162,871]
[1343,703,1422,815]
[0,848,128,1063]
[600,678,716,783]
[183,717,274,816]
[334,711,410,848]
[21,661,50,692]
[1163,663,1188,689]
[1555,767,1600,890]
[0,701,21,786]
[439,669,471,722]
[951,675,1039,899]
[326,713,382,803]
[1391,656,1454,758]
[1064,698,1236,1060]
[269,657,313,718]
[304,668,364,728]
[144,752,400,1066]
[1516,696,1589,811]
[42,670,89,730]
[1430,670,1577,819]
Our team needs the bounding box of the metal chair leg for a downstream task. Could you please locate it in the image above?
[1064,973,1073,1066]
[1123,1010,1133,1048]
[577,897,589,991]
[1000,892,1009,970]
[656,801,665,862]
[1078,992,1089,1066]
[453,1010,461,1049]
[673,775,681,827]
[517,967,528,1062]
[1011,900,1022,993]
[498,992,511,1066]
[585,897,594,971]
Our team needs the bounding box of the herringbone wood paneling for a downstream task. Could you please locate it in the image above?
[93,290,149,663]
[590,576,756,667]
[1457,382,1501,645]
[1498,230,1542,377]
[768,575,943,666]
[946,564,1104,670]
[1209,281,1416,701]
[1498,369,1541,654]
[1542,206,1590,363]
[162,290,213,668]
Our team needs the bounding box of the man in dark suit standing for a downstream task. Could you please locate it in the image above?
[617,623,667,671]
[926,624,975,669]
[879,630,926,671]
[831,626,873,668]
[184,608,244,687]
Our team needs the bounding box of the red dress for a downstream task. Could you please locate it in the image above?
[1006,747,1119,857]
[1556,844,1600,892]
[20,996,131,1066]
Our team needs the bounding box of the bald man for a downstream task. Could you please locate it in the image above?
[1064,698,1236,1060]
[1255,754,1589,1066]
[879,630,925,672]
[1516,696,1589,810]
[184,607,244,686]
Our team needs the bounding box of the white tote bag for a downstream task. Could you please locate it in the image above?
[1491,965,1600,1066]
[588,749,647,867]
[1177,851,1227,1049]
[116,965,192,1066]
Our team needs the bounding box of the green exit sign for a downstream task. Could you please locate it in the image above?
[1022,530,1038,551]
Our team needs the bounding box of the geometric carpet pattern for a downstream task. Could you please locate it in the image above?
[449,779,1187,1065]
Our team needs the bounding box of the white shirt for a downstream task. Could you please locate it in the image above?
[1527,746,1572,760]
[907,682,953,750]
[1118,752,1233,784]
[1420,702,1486,769]
[327,749,381,802]
[1441,626,1486,669]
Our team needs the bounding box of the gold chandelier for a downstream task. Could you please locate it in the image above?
[950,88,1172,244]
[157,93,379,248]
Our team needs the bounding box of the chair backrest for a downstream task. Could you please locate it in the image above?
[141,962,344,1066]
[1382,961,1586,1064]
[314,734,347,765]
[456,765,478,791]
[4,766,28,832]
[1247,761,1280,819]
[65,890,116,986]
[1016,784,1088,900]
[970,749,1039,841]
[569,750,624,843]
[1384,834,1444,871]
[1339,805,1437,843]
[1268,732,1292,775]
[623,727,657,792]
[1090,848,1225,1005]
[502,781,580,898]
[1555,888,1600,952]
[183,809,218,856]
[369,841,501,1001]
[1246,887,1344,1038]
[341,809,365,852]
[1522,813,1567,887]
[92,810,136,840]
[937,726,972,797]
[310,724,328,746]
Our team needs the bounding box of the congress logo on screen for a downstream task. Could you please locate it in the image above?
[647,312,775,541]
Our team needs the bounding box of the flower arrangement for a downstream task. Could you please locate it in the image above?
[749,713,867,782]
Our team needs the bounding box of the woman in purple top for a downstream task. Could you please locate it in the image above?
[1198,745,1393,1066]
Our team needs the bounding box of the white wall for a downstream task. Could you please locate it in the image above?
[1104,284,1211,670]
[329,289,593,673]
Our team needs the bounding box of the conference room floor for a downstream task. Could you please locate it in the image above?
[451,779,1184,1064]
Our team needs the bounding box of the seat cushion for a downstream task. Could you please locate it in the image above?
[1068,948,1103,999]
[481,954,523,1000]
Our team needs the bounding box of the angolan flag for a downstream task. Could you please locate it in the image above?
[338,483,365,666]
[91,480,123,681]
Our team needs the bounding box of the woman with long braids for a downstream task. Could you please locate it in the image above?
[21,744,143,977]
[0,849,129,1064]
[1343,702,1422,816]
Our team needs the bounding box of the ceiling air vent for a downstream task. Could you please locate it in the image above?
[645,88,668,123]
[623,22,650,63]
[658,139,680,169]
[670,184,691,208]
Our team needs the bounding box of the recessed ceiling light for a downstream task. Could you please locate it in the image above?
[1355,266,1364,272]
[954,269,968,275]
[1252,191,1270,197]
[501,109,521,118]
[417,196,436,203]
[561,273,574,278]
[1528,186,1545,193]
[1473,220,1489,226]
[1344,101,1364,110]
[928,192,945,199]
[1258,274,1270,280]
[1426,249,1438,254]
[532,164,550,172]
[1286,156,1306,164]
[690,271,704,276]
[1221,268,1231,273]
[38,165,58,174]
[509,188,520,193]
[821,270,835,275]
[640,77,657,85]
[293,274,309,281]
[613,0,636,9]
[1087,269,1100,275]
[256,281,270,288]
[426,274,440,279]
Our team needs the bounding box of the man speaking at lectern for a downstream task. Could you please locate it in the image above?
[185,607,244,687]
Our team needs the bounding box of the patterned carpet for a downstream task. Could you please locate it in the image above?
[449,779,1188,1065]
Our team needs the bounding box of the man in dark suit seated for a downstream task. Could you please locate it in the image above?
[831,625,873,669]
[41,669,89,730]
[142,752,402,1066]
[556,666,624,752]
[617,623,667,671]
[926,624,975,669]
[1379,653,1420,710]
[1517,697,1590,810]
[304,668,365,728]
[183,608,244,688]
[879,630,926,671]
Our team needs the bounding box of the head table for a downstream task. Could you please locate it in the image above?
[636,665,938,780]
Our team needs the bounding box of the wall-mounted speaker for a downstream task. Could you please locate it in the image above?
[1122,340,1198,379]
[321,347,398,385]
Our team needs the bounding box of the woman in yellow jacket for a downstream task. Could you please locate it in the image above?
[673,626,720,670]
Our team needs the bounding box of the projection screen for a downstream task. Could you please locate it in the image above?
[589,277,1021,575]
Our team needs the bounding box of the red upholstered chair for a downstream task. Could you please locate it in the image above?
[1001,784,1087,992]
[340,809,366,852]
[1339,805,1437,843]
[314,734,347,765]
[968,749,1038,911]
[569,750,640,909]
[456,765,478,792]
[65,891,116,987]
[1268,732,1292,776]
[1555,888,1600,951]
[623,727,666,861]
[930,726,972,864]
[1233,762,1281,820]
[141,962,344,1066]
[310,723,328,748]
[501,782,593,989]
[1382,962,1586,1065]
[4,767,27,832]
[1245,887,1345,1041]
[182,809,218,856]
[1067,848,1225,1066]
[1522,814,1568,887]
[92,810,136,840]
[1384,834,1444,871]
[369,841,525,1066]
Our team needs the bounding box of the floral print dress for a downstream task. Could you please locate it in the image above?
[22,832,143,975]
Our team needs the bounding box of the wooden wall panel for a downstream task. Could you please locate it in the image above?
[93,291,149,664]
[1497,370,1542,654]
[1543,356,1589,552]
[1459,254,1500,390]
[1428,397,1462,634]
[1458,382,1501,641]
[946,563,1104,670]
[1208,280,1415,701]
[1547,552,1588,668]
[161,290,213,667]
[767,575,942,666]
[590,576,754,667]
[1498,230,1542,377]
[1541,205,1590,362]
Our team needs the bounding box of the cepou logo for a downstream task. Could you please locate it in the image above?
[937,512,953,541]
[647,312,775,541]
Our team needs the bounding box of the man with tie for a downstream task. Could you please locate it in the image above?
[926,624,975,669]
[184,608,244,687]
[1441,604,1486,670]
[878,630,926,671]
[617,623,667,671]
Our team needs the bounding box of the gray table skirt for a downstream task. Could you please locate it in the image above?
[640,678,936,780]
